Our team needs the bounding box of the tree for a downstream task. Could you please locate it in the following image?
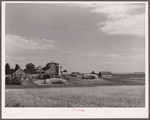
[91,71,96,74]
[10,69,15,74]
[43,61,58,71]
[45,61,58,67]
[76,72,80,74]
[63,70,67,72]
[71,72,75,74]
[25,63,35,74]
[5,63,10,75]
[24,69,30,74]
[14,64,20,72]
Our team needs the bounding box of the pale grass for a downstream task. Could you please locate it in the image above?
[5,86,145,107]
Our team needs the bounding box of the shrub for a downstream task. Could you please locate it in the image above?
[61,75,70,80]
[5,76,22,85]
[12,77,22,85]
[65,77,69,80]
[51,80,64,84]
[43,75,50,79]
[91,71,96,74]
[5,76,12,85]
[45,78,66,84]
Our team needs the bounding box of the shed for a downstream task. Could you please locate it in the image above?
[83,74,98,79]
[99,71,112,79]
[14,68,26,79]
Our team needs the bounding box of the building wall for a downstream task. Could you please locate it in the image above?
[44,63,62,78]
[45,64,56,78]
[15,71,26,78]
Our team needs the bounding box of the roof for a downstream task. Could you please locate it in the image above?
[35,66,42,70]
[47,62,60,66]
[84,74,98,77]
[43,66,51,71]
[99,71,112,75]
[83,74,98,79]
[44,64,57,71]
[15,68,26,74]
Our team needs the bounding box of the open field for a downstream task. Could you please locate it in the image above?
[5,73,145,107]
[5,73,145,89]
[5,86,145,107]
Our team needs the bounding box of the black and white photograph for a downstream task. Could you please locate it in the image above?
[2,1,149,119]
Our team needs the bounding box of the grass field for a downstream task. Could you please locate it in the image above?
[5,86,145,107]
[5,73,145,107]
[5,73,145,89]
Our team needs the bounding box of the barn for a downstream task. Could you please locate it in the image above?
[14,68,26,79]
[99,71,112,79]
[44,63,62,78]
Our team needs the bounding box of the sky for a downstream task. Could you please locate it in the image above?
[5,2,146,73]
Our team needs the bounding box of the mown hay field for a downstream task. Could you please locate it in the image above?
[5,85,145,107]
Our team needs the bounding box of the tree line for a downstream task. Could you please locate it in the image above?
[5,63,40,75]
[5,62,68,75]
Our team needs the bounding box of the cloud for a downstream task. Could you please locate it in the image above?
[99,14,145,37]
[84,52,100,57]
[101,61,142,66]
[129,53,145,61]
[116,48,145,52]
[60,51,74,54]
[70,3,145,37]
[104,53,145,61]
[5,34,56,52]
[84,51,145,62]
[104,53,128,60]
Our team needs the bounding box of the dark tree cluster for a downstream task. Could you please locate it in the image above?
[6,61,59,75]
[5,63,20,75]
[63,70,67,72]
[24,63,35,74]
[91,71,96,74]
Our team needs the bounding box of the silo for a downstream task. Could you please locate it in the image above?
[55,64,61,77]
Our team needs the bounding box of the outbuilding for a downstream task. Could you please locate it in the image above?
[83,74,98,79]
[14,68,26,79]
[99,71,112,79]
[43,62,62,78]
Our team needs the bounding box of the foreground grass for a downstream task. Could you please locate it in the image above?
[5,86,145,107]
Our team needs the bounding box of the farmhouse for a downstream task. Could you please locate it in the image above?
[14,67,26,79]
[99,71,112,79]
[42,62,62,78]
